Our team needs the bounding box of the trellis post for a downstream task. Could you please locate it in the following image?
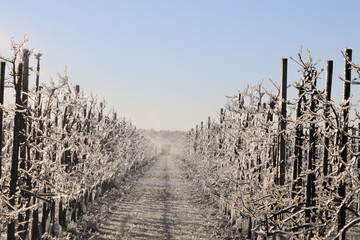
[323,60,333,178]
[279,58,287,186]
[337,47,352,240]
[0,62,5,179]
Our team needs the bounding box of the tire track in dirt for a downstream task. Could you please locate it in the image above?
[96,155,219,240]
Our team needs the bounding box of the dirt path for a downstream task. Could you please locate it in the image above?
[95,155,220,240]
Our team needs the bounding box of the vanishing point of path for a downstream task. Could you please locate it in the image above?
[96,155,221,240]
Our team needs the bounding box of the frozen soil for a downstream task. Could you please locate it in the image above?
[72,155,237,240]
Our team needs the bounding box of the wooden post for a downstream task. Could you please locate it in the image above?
[70,200,77,222]
[194,125,198,153]
[18,49,31,240]
[219,108,224,150]
[292,81,304,198]
[60,98,71,229]
[42,100,53,234]
[50,200,55,224]
[19,50,30,175]
[41,201,50,234]
[59,200,67,229]
[62,98,71,170]
[75,85,80,95]
[266,99,277,183]
[352,127,356,157]
[323,60,333,177]
[7,63,23,240]
[32,55,42,240]
[238,93,243,109]
[279,58,287,186]
[337,48,352,240]
[0,61,4,240]
[305,70,318,226]
[195,125,198,139]
[84,190,89,207]
[0,62,5,179]
[220,108,224,124]
[35,53,42,92]
[98,102,103,122]
[207,116,211,140]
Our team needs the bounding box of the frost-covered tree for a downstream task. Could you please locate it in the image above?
[181,48,360,239]
[0,39,156,240]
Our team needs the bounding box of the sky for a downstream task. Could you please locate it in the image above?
[0,1,360,130]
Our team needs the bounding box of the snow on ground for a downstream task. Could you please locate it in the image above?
[71,155,237,240]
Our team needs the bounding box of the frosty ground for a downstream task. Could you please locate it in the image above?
[70,155,238,240]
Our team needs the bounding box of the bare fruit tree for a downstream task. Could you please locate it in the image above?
[181,48,360,239]
[0,39,156,240]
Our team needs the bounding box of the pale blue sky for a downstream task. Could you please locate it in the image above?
[0,1,359,130]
